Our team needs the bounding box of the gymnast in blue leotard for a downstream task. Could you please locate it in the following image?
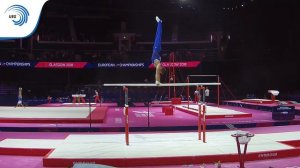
[151,16,164,85]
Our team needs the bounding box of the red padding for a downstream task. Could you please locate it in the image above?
[280,140,300,147]
[0,147,51,156]
[176,106,252,119]
[43,148,300,167]
[171,98,182,105]
[0,107,107,124]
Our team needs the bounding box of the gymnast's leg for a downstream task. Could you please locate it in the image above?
[151,16,162,85]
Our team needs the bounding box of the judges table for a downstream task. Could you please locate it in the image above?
[72,94,86,103]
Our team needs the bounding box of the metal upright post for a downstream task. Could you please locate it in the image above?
[123,86,129,146]
[187,76,190,109]
[198,103,206,142]
[198,103,201,140]
[173,54,176,98]
[88,88,92,130]
[217,75,220,106]
[202,104,206,143]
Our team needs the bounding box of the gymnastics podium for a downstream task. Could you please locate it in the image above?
[162,106,173,115]
[171,98,181,105]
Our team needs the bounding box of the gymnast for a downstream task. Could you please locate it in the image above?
[94,89,101,103]
[151,16,165,85]
[194,85,205,103]
[16,87,24,107]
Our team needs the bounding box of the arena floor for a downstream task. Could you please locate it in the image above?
[0,101,299,167]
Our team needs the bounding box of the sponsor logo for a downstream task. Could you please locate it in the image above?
[0,61,31,67]
[0,0,48,39]
[277,107,291,110]
[97,62,145,68]
[5,5,29,26]
[258,152,277,158]
[35,62,87,68]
